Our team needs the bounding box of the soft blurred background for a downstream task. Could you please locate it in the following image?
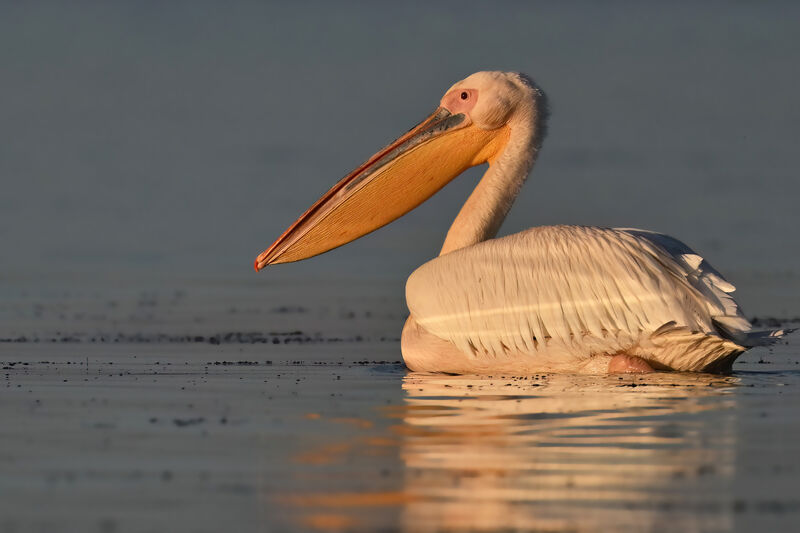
[2,1,799,315]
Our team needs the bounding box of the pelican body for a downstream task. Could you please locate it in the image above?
[255,71,787,374]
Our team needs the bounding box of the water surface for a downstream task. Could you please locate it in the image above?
[1,282,798,532]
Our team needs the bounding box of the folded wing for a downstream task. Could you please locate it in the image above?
[406,225,782,369]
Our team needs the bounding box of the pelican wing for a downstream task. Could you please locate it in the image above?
[406,225,774,369]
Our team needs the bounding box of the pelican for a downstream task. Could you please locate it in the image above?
[255,71,787,374]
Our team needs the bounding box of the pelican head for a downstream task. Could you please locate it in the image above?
[254,71,546,270]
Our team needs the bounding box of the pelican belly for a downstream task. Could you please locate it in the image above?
[401,315,620,374]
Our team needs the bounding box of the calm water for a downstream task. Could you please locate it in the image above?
[2,282,799,532]
[2,307,799,532]
[2,2,800,532]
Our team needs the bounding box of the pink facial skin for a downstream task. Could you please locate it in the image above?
[441,88,478,115]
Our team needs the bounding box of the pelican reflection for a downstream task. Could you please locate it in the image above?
[397,373,738,532]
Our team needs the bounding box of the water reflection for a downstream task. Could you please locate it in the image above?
[397,373,738,533]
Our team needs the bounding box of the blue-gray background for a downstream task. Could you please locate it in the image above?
[2,2,798,315]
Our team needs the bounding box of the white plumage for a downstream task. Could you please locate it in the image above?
[406,225,784,373]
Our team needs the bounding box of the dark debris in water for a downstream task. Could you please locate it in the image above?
[750,316,800,327]
[0,331,400,345]
[173,417,205,428]
[2,359,404,370]
[271,305,308,314]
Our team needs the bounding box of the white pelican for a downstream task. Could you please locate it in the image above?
[255,71,787,374]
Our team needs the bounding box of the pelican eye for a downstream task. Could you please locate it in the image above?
[460,91,468,100]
